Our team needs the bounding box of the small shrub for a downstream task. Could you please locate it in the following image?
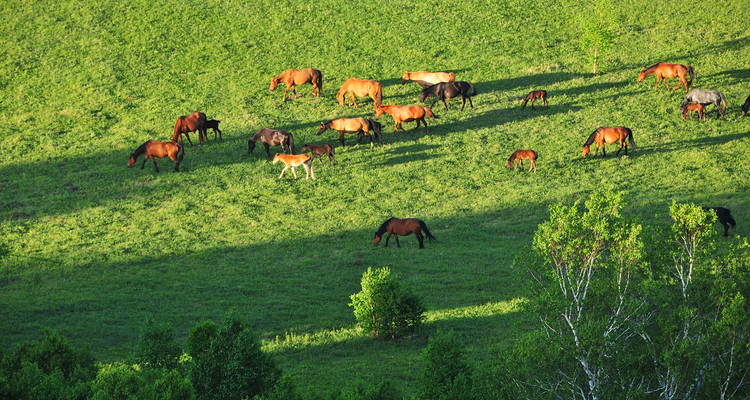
[417,330,475,400]
[349,267,425,339]
[134,318,181,369]
[185,320,218,362]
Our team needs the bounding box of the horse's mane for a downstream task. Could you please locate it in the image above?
[642,63,660,74]
[584,128,600,147]
[375,217,395,237]
[131,140,151,157]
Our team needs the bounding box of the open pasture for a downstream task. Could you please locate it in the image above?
[1,0,749,395]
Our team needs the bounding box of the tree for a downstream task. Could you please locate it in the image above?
[564,0,615,73]
[133,318,182,369]
[417,330,475,400]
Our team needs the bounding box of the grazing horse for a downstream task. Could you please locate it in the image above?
[373,217,436,249]
[205,119,222,141]
[336,78,383,110]
[401,71,455,88]
[272,153,315,180]
[248,128,295,158]
[582,127,636,157]
[507,149,538,172]
[172,112,207,146]
[375,105,438,134]
[301,144,335,166]
[637,62,694,92]
[703,207,737,237]
[741,94,749,117]
[680,89,727,120]
[269,68,322,101]
[521,90,548,110]
[127,140,184,173]
[419,81,477,111]
[681,103,705,121]
[317,117,374,148]
[364,118,383,144]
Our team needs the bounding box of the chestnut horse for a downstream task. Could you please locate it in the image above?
[248,128,295,158]
[272,153,315,180]
[127,140,184,173]
[269,68,322,101]
[401,71,455,88]
[521,90,548,110]
[375,105,438,134]
[172,112,207,146]
[301,144,335,166]
[373,217,436,249]
[507,149,538,172]
[681,103,705,121]
[637,62,694,92]
[337,77,382,110]
[317,117,374,148]
[582,127,636,157]
[742,94,750,117]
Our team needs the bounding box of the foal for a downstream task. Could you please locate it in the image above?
[507,149,538,172]
[521,90,548,110]
[681,103,705,121]
[301,144,335,166]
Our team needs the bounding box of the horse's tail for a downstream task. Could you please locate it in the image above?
[176,141,184,164]
[315,69,323,94]
[330,145,335,155]
[288,134,296,155]
[448,72,455,82]
[336,87,346,106]
[626,128,637,150]
[375,82,383,109]
[419,220,436,242]
[424,108,438,119]
[686,65,694,89]
[719,92,727,117]
[172,117,183,141]
[468,82,478,96]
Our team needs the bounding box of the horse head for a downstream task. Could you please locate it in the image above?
[317,121,330,135]
[127,155,137,167]
[637,70,646,82]
[374,107,385,118]
[269,77,280,91]
[400,72,410,84]
[272,153,281,164]
[582,145,590,157]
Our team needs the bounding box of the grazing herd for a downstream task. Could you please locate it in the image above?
[126,63,745,246]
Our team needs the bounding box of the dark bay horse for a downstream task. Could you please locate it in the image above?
[301,144,335,166]
[507,149,538,172]
[317,117,374,148]
[270,68,322,101]
[419,81,477,111]
[401,71,455,88]
[680,89,727,119]
[205,119,222,141]
[127,140,184,172]
[637,62,694,92]
[582,127,636,157]
[172,112,207,146]
[521,90,548,110]
[375,105,438,134]
[741,94,749,117]
[337,77,383,110]
[373,217,436,249]
[248,128,295,158]
[703,207,737,237]
[364,118,383,144]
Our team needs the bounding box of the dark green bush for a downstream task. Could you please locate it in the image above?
[185,320,218,362]
[134,318,181,369]
[417,330,475,400]
[349,267,425,339]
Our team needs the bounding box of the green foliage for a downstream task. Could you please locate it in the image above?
[91,363,146,400]
[190,311,281,400]
[417,330,474,400]
[349,267,425,339]
[335,379,402,400]
[0,330,95,400]
[185,320,218,362]
[134,318,181,369]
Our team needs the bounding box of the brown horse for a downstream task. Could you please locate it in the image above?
[582,127,636,157]
[317,117,373,148]
[337,77,382,110]
[269,68,323,101]
[172,112,207,146]
[127,140,184,173]
[248,128,295,158]
[637,62,694,92]
[521,90,548,110]
[375,105,438,134]
[301,144,335,166]
[507,149,538,172]
[401,71,456,88]
[373,217,436,249]
[681,103,705,121]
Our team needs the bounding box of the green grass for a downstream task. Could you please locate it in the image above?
[1,0,749,395]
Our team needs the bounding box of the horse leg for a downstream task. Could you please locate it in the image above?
[654,75,661,90]
[351,93,358,108]
[460,95,467,111]
[306,161,315,179]
[279,166,288,179]
[140,156,148,169]
[290,166,298,179]
[169,153,180,172]
[530,98,536,110]
[264,143,272,158]
[292,86,299,99]
[395,235,401,248]
[531,159,536,172]
[385,232,391,247]
[339,131,346,147]
[282,86,290,101]
[416,232,424,249]
[422,118,428,134]
[184,132,194,147]
[721,221,729,236]
[151,156,160,173]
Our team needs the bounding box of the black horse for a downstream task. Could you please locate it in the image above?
[703,207,737,237]
[248,128,295,158]
[205,119,222,141]
[363,118,383,144]
[742,94,749,117]
[680,89,727,120]
[419,81,477,111]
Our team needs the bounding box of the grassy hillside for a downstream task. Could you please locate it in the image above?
[1,0,749,395]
